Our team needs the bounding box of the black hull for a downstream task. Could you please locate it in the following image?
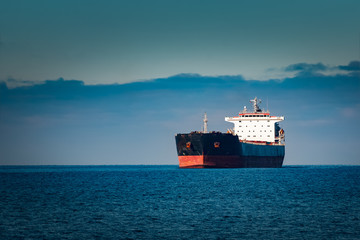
[175,132,285,168]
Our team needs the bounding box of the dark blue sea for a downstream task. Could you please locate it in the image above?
[0,165,359,239]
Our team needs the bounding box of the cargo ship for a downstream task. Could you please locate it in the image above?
[175,97,285,168]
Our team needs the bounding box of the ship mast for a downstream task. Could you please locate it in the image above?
[203,112,208,133]
[249,97,262,113]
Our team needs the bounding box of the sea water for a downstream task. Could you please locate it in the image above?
[0,165,359,239]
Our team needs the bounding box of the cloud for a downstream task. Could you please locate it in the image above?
[282,61,360,78]
[338,61,360,71]
[285,62,328,72]
[1,66,359,107]
[4,78,44,88]
[0,74,246,104]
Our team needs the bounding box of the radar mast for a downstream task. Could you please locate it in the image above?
[249,97,262,113]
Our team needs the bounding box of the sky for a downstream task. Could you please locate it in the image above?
[1,0,359,84]
[0,0,360,165]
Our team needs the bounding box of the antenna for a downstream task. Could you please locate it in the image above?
[249,97,262,112]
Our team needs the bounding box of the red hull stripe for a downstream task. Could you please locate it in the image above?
[178,155,242,168]
[178,155,204,168]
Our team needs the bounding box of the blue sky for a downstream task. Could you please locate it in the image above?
[0,0,359,165]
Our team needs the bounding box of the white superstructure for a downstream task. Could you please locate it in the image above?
[225,97,285,144]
